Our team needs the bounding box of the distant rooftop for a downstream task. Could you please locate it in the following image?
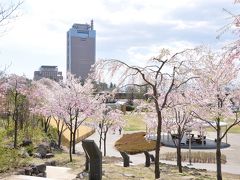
[72,20,94,31]
[39,65,58,71]
[34,65,63,82]
[40,65,57,68]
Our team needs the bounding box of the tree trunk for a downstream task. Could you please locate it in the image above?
[155,110,162,179]
[44,117,51,133]
[103,128,109,156]
[69,116,73,162]
[55,119,63,148]
[99,125,103,150]
[103,132,107,156]
[7,112,10,129]
[41,118,44,129]
[58,131,62,149]
[99,134,102,150]
[13,92,19,149]
[72,129,76,154]
[19,114,23,130]
[177,142,182,173]
[176,127,182,173]
[58,123,65,149]
[72,112,79,154]
[72,117,78,154]
[69,130,73,162]
[13,113,18,148]
[216,121,222,180]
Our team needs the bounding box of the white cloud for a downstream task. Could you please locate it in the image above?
[0,0,238,78]
[124,40,197,66]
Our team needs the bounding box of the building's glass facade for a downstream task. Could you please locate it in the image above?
[67,20,96,79]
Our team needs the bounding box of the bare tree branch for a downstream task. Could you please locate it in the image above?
[161,67,176,109]
[191,111,217,131]
[0,1,23,34]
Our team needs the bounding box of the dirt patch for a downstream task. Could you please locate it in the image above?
[102,156,122,164]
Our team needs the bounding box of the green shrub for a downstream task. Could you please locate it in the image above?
[0,129,7,143]
[47,126,58,141]
[25,144,34,155]
[126,105,135,111]
[18,126,53,146]
[0,147,21,172]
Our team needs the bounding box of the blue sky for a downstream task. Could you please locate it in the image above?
[0,0,239,79]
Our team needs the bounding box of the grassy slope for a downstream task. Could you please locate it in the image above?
[123,113,146,131]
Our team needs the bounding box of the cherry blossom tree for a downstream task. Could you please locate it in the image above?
[94,48,200,179]
[0,72,6,118]
[162,90,196,173]
[230,1,240,61]
[0,70,12,128]
[50,88,68,149]
[0,0,23,122]
[144,89,200,173]
[93,102,125,156]
[58,73,96,161]
[28,79,54,133]
[30,78,68,149]
[217,1,239,62]
[191,49,240,180]
[3,74,29,148]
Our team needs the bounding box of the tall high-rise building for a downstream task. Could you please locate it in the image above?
[67,20,96,79]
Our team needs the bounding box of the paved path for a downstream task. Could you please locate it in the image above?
[6,166,76,180]
[76,130,240,175]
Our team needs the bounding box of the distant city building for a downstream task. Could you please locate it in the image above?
[34,65,63,82]
[67,20,96,79]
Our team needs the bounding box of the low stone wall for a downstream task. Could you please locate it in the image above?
[16,161,56,178]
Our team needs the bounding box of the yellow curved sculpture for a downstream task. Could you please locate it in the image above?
[49,117,95,147]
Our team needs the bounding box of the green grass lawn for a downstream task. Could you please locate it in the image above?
[224,118,240,133]
[123,113,146,131]
[207,125,240,133]
[122,113,240,134]
[206,120,240,134]
[227,125,240,133]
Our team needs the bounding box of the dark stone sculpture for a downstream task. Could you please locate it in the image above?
[82,140,102,180]
[150,154,155,162]
[144,151,151,167]
[120,151,130,167]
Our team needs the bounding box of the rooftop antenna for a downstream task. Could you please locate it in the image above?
[91,19,94,30]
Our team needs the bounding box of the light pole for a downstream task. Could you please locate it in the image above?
[186,128,192,166]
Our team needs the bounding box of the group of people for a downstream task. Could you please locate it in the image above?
[113,127,122,135]
[98,123,122,135]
